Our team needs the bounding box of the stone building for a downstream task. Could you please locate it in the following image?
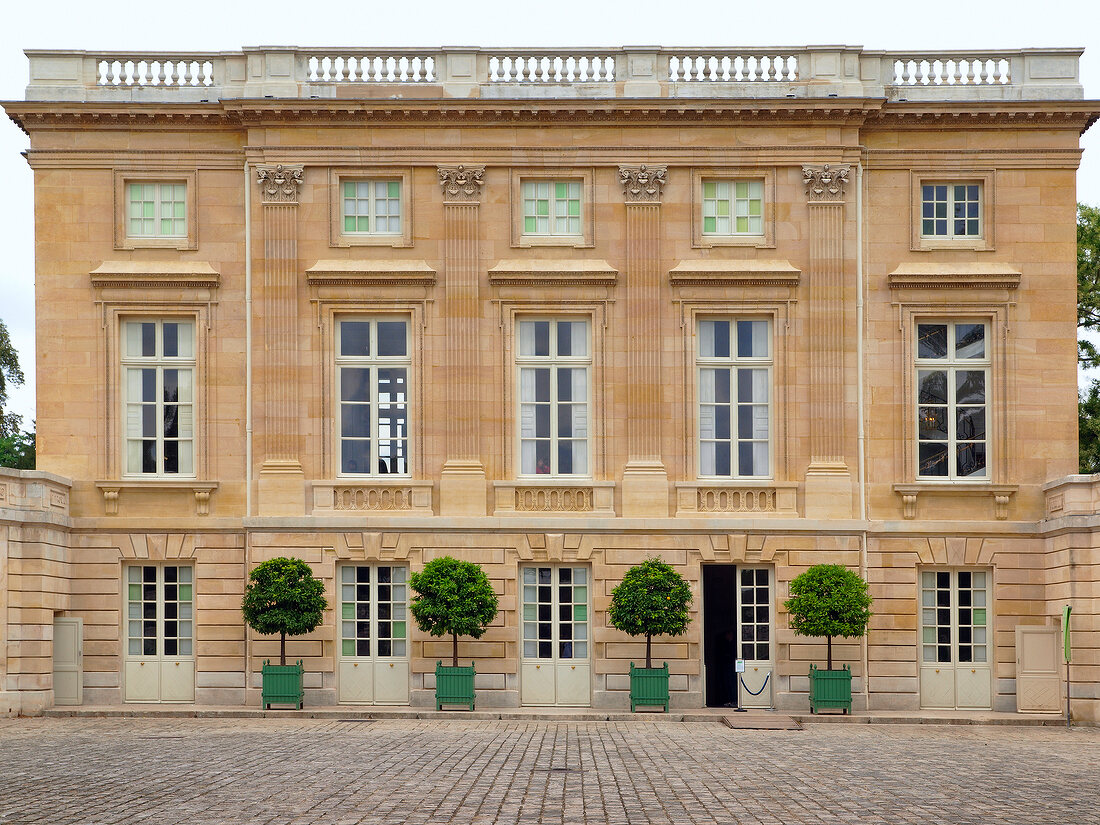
[2,45,1098,720]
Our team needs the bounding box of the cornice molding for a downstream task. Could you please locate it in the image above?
[437,164,485,203]
[887,262,1022,290]
[488,259,618,287]
[669,259,801,287]
[306,260,436,287]
[89,261,220,290]
[256,164,304,204]
[803,163,851,203]
[619,164,668,203]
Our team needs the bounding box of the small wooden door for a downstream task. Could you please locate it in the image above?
[1016,625,1061,713]
[52,617,82,705]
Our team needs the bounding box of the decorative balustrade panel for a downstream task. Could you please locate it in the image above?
[97,58,216,87]
[488,55,616,82]
[890,56,1011,86]
[334,486,416,511]
[667,53,798,82]
[306,54,436,83]
[514,486,593,512]
[696,487,777,513]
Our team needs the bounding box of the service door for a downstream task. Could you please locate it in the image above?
[520,566,590,706]
[919,569,991,709]
[124,565,195,702]
[52,617,83,705]
[1015,625,1061,713]
[338,564,410,704]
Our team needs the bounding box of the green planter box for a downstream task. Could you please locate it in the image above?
[629,662,670,712]
[435,662,475,711]
[262,659,304,710]
[809,664,852,714]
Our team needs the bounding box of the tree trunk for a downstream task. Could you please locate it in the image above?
[452,632,459,668]
[646,634,652,669]
[826,635,832,671]
[280,631,286,667]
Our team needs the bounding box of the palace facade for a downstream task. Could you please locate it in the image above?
[2,45,1099,719]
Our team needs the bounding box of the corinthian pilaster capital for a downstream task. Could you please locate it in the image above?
[619,164,668,203]
[438,165,485,203]
[255,164,304,204]
[802,164,851,203]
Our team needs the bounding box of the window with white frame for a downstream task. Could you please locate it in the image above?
[702,179,764,236]
[342,180,402,235]
[921,183,982,239]
[337,318,410,476]
[915,321,989,479]
[697,319,771,477]
[127,182,187,238]
[517,319,590,476]
[521,180,582,236]
[122,320,195,476]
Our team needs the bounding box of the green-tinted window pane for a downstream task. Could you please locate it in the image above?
[178,584,192,601]
[388,181,400,198]
[573,604,587,622]
[735,181,748,199]
[716,200,729,217]
[555,182,568,198]
[343,182,355,198]
[128,583,141,600]
[736,217,748,233]
[344,216,356,232]
[342,602,354,619]
[342,639,355,656]
[525,216,537,233]
[704,217,716,233]
[568,200,580,217]
[749,200,762,217]
[973,608,986,626]
[703,181,716,198]
[143,202,155,218]
[357,217,369,231]
[537,201,549,216]
[392,621,406,639]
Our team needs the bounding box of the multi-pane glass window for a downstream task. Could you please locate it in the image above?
[517,319,590,475]
[522,566,588,660]
[337,318,410,475]
[916,321,989,479]
[921,183,981,239]
[126,565,193,657]
[697,319,771,477]
[921,570,988,664]
[702,179,763,235]
[340,565,408,658]
[522,180,582,236]
[123,320,195,476]
[739,568,771,662]
[128,182,187,238]
[342,180,402,235]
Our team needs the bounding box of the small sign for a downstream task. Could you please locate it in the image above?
[735,659,746,673]
[1063,605,1072,662]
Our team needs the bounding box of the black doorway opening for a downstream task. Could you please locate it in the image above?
[702,564,737,707]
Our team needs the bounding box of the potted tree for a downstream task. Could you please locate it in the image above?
[242,557,327,710]
[784,563,872,714]
[608,557,692,712]
[409,556,499,711]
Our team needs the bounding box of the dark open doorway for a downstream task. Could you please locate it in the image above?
[702,564,737,707]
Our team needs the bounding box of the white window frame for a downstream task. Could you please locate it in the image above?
[914,320,990,481]
[338,564,410,660]
[340,179,403,236]
[335,316,412,478]
[520,565,590,662]
[520,179,583,238]
[120,319,196,479]
[701,178,764,237]
[920,181,983,240]
[126,181,188,239]
[515,317,592,478]
[696,318,773,479]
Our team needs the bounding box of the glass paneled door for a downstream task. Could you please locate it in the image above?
[920,570,991,709]
[520,566,591,706]
[338,565,409,704]
[123,565,194,702]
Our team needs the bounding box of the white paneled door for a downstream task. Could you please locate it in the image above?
[919,569,991,709]
[337,565,410,704]
[123,565,195,702]
[520,566,591,706]
[52,617,83,705]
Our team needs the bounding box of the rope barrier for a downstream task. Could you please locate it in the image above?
[738,671,771,696]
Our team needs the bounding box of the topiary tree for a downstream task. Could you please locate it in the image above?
[242,557,327,666]
[784,564,872,670]
[608,557,693,669]
[409,556,499,668]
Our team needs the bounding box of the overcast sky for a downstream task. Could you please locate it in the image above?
[2,0,1100,425]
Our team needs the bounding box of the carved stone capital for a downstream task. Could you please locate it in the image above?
[619,164,668,203]
[438,165,485,203]
[802,164,850,203]
[256,164,304,204]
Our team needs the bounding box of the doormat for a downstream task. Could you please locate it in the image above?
[721,714,802,731]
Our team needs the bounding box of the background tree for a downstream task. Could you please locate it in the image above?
[242,557,327,666]
[0,426,35,470]
[0,319,25,439]
[607,557,692,669]
[784,564,872,671]
[1078,203,1100,471]
[409,556,498,667]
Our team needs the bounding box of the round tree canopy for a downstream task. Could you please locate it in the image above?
[409,556,499,640]
[784,564,872,641]
[242,557,327,638]
[607,557,692,639]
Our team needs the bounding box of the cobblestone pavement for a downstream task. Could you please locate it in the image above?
[1,718,1098,825]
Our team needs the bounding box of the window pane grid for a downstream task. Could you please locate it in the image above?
[127,182,186,238]
[127,565,193,658]
[340,565,409,659]
[921,570,987,665]
[522,180,582,236]
[522,566,588,661]
[739,567,771,662]
[703,179,763,236]
[921,183,981,239]
[342,179,402,235]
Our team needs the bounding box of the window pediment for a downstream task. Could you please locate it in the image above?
[888,262,1021,290]
[306,260,436,287]
[488,259,617,287]
[90,261,220,290]
[669,259,800,287]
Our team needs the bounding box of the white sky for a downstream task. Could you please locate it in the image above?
[2,0,1100,424]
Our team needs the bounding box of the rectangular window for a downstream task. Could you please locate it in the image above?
[337,318,410,476]
[122,320,195,476]
[921,183,981,239]
[703,179,763,236]
[915,321,989,479]
[921,570,988,665]
[522,566,588,660]
[126,565,193,658]
[127,182,187,238]
[339,565,408,659]
[522,180,582,236]
[697,319,771,477]
[342,180,402,235]
[517,319,590,476]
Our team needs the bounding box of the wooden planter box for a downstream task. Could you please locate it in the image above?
[629,662,670,712]
[435,661,476,711]
[809,664,852,714]
[262,659,304,710]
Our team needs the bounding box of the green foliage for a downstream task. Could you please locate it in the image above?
[608,558,692,668]
[242,557,327,665]
[1078,203,1100,367]
[1081,380,1100,473]
[0,426,34,470]
[784,564,872,670]
[409,556,499,666]
[0,319,25,438]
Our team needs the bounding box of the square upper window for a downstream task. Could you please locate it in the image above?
[522,180,582,237]
[702,179,764,236]
[127,182,187,238]
[342,180,402,235]
[921,183,982,239]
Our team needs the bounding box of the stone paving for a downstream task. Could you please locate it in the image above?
[0,718,1098,825]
